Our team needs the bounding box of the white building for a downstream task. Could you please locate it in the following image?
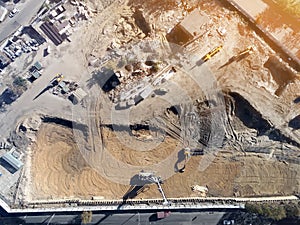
[0,6,8,23]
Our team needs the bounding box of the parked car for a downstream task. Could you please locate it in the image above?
[9,8,19,18]
[157,211,171,219]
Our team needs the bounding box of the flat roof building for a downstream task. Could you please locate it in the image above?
[0,6,8,23]
[230,0,268,18]
[1,152,23,171]
[31,71,41,79]
[0,52,10,69]
[166,9,209,45]
[140,86,153,99]
[56,20,71,35]
[40,21,65,46]
[70,88,87,103]
[33,61,42,71]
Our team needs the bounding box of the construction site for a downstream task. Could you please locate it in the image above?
[0,0,299,209]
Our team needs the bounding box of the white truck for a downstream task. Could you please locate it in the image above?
[9,8,20,18]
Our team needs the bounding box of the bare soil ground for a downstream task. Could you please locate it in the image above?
[27,122,300,201]
[102,127,179,166]
[22,0,300,202]
[29,123,128,200]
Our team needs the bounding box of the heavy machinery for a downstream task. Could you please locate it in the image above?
[33,73,64,100]
[184,147,204,159]
[201,45,223,62]
[50,73,64,85]
[178,147,204,173]
[237,46,254,57]
[138,171,170,205]
[46,73,64,89]
[219,45,255,69]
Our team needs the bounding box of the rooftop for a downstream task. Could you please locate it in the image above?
[0,6,8,22]
[230,0,268,18]
[1,152,23,171]
[33,61,42,71]
[166,9,210,45]
[179,9,210,37]
[72,88,87,102]
[31,71,41,79]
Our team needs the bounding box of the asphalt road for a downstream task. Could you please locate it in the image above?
[0,211,229,225]
[0,0,45,43]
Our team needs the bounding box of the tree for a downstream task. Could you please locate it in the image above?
[271,205,286,221]
[81,211,92,224]
[13,76,27,89]
[284,203,300,218]
[246,203,287,221]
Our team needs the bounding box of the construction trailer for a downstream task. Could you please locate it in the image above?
[1,152,23,171]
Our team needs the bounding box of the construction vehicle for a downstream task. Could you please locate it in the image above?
[33,73,64,100]
[179,147,204,173]
[237,46,254,56]
[49,73,64,87]
[233,45,255,62]
[184,147,204,159]
[53,73,64,83]
[139,171,170,205]
[201,45,223,62]
[218,45,255,69]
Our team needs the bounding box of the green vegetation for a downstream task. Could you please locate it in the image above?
[13,76,27,89]
[246,202,300,221]
[11,76,28,97]
[273,0,300,19]
[81,211,93,224]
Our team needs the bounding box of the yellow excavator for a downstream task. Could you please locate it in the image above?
[48,73,64,87]
[238,46,254,56]
[52,73,64,83]
[201,45,223,62]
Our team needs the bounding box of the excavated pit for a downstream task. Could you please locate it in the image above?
[41,116,89,137]
[230,92,272,135]
[230,92,300,147]
[264,56,297,96]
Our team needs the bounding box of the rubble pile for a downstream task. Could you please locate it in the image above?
[106,60,165,103]
[111,6,149,47]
